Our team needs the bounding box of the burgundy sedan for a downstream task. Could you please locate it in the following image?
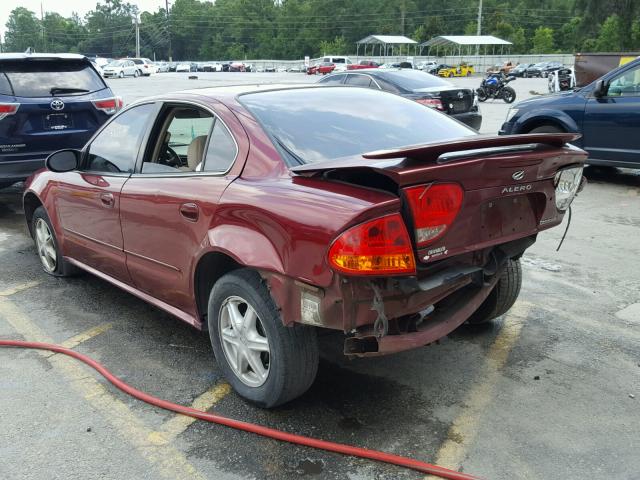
[23,85,586,407]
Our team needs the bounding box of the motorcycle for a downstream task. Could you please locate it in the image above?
[476,73,516,103]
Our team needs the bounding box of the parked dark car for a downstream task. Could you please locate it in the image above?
[318,68,482,129]
[500,56,640,169]
[0,53,122,189]
[510,63,533,77]
[24,84,586,407]
[524,62,548,78]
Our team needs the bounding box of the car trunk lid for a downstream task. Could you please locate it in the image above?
[292,133,587,264]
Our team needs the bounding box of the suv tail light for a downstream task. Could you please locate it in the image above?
[328,214,416,276]
[415,97,444,110]
[404,183,464,247]
[0,102,20,121]
[92,97,123,115]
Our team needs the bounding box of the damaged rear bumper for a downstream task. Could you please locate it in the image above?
[344,272,500,357]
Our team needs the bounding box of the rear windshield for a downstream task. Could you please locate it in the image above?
[240,87,474,165]
[376,70,451,91]
[0,59,105,97]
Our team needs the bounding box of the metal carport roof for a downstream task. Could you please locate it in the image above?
[421,35,512,47]
[356,35,418,45]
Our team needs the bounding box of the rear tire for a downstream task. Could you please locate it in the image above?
[528,124,563,134]
[208,269,319,408]
[502,86,516,103]
[134,70,140,77]
[467,259,522,324]
[476,87,488,102]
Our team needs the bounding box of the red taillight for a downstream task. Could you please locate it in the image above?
[404,183,464,247]
[328,213,416,276]
[92,97,123,115]
[415,97,444,110]
[0,102,19,120]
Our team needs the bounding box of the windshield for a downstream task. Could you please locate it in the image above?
[109,61,124,67]
[375,70,451,91]
[0,59,105,97]
[241,87,475,165]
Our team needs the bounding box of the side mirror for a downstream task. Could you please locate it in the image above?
[45,149,80,173]
[593,79,608,98]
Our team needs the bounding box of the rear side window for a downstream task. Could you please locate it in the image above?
[345,75,372,87]
[203,120,237,172]
[0,60,105,97]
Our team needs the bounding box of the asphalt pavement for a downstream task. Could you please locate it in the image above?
[0,72,639,480]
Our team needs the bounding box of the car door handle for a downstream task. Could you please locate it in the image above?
[179,203,199,222]
[100,193,115,207]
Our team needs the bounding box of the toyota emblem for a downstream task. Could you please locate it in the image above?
[50,99,65,111]
[512,170,525,181]
[457,91,464,99]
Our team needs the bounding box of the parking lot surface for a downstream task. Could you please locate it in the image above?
[1,72,639,480]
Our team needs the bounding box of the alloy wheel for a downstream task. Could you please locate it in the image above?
[218,295,270,387]
[35,218,56,273]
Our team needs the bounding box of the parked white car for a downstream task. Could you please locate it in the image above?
[126,57,158,76]
[176,63,192,72]
[103,60,139,78]
[322,55,353,72]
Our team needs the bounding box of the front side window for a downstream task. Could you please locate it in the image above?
[85,103,155,174]
[608,65,640,97]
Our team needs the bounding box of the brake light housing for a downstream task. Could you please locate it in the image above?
[92,97,123,115]
[404,183,464,247]
[0,102,20,121]
[415,97,444,111]
[328,214,416,276]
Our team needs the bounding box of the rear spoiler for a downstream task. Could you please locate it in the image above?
[291,133,581,174]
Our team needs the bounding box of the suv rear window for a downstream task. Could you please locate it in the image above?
[0,60,105,97]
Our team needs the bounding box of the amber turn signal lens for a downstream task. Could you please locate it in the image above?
[328,214,416,276]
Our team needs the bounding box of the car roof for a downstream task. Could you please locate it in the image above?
[178,84,323,98]
[0,52,87,61]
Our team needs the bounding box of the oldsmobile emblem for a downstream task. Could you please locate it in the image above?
[512,170,525,181]
[50,99,65,111]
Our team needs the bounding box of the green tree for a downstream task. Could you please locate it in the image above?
[4,7,42,52]
[531,26,554,53]
[319,36,348,55]
[595,15,624,52]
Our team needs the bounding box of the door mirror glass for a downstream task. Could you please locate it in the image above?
[46,149,79,172]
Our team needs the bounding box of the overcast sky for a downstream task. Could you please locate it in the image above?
[1,0,168,37]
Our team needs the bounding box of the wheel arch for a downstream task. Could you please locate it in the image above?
[23,191,43,238]
[516,110,578,135]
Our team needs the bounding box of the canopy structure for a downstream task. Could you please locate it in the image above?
[420,35,512,56]
[355,35,418,57]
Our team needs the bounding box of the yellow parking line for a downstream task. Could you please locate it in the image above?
[0,297,207,480]
[60,322,113,349]
[148,382,232,446]
[425,301,532,479]
[0,280,41,297]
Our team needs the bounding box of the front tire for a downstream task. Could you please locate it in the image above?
[31,206,78,277]
[118,71,124,78]
[467,259,522,324]
[476,87,488,102]
[208,269,319,408]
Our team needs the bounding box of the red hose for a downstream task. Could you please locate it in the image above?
[0,339,482,480]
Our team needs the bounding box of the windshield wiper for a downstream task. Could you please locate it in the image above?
[273,135,305,166]
[50,87,90,95]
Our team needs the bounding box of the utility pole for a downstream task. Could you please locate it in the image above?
[166,0,172,62]
[134,14,140,57]
[40,2,45,51]
[475,0,483,55]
